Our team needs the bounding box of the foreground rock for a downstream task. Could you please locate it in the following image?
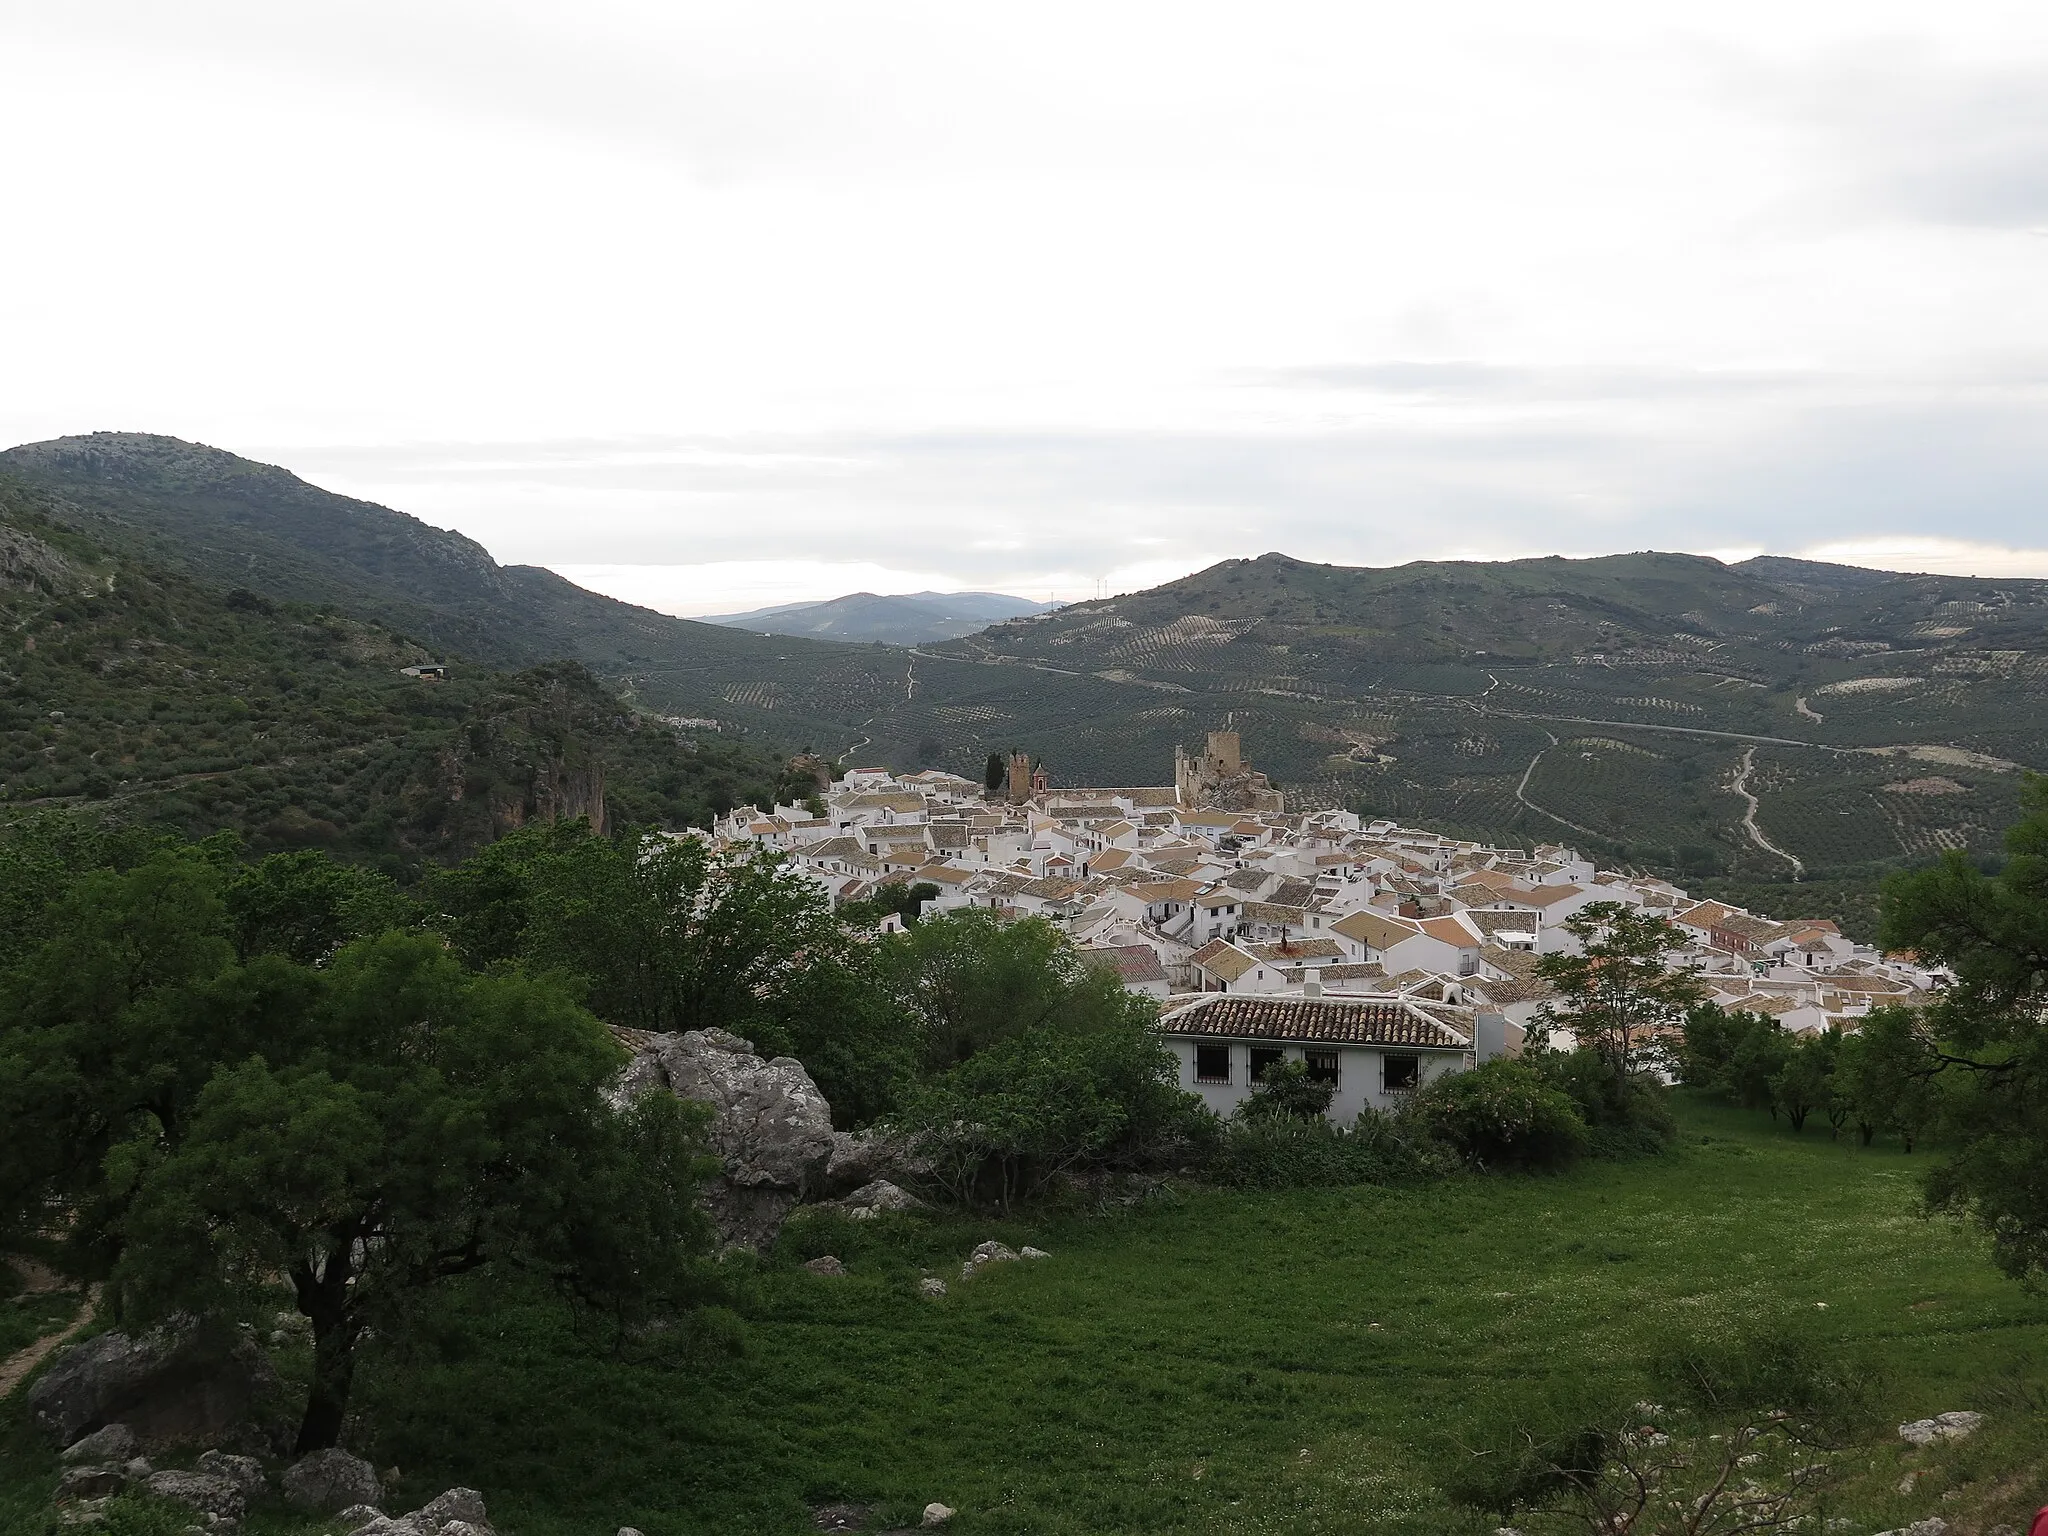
[196,1451,267,1497]
[829,1180,925,1220]
[960,1241,1018,1281]
[1898,1411,1984,1446]
[27,1329,284,1452]
[144,1468,246,1524]
[56,1465,129,1503]
[61,1425,139,1465]
[803,1255,847,1277]
[343,1486,494,1536]
[612,1028,835,1248]
[283,1447,382,1513]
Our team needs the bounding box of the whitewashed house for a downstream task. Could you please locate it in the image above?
[1159,994,1473,1120]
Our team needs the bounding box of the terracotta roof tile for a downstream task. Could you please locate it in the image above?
[1159,994,1468,1048]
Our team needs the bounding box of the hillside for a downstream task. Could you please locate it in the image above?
[0,433,936,755]
[706,590,1055,645]
[9,433,2047,883]
[0,475,804,865]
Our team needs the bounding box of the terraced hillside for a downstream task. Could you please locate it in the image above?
[904,551,2048,882]
[9,434,2045,885]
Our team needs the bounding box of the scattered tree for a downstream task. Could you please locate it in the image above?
[1536,903,1705,1087]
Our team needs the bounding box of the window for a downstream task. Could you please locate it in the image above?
[1305,1050,1339,1086]
[1195,1044,1232,1083]
[1382,1053,1420,1092]
[1248,1045,1285,1083]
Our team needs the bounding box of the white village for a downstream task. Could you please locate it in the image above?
[711,730,1945,1119]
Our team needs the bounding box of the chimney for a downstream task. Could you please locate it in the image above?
[1304,968,1323,998]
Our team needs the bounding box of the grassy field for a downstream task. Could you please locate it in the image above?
[7,1098,2048,1536]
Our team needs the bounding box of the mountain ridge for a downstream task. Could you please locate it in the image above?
[703,589,1056,644]
[10,430,2048,884]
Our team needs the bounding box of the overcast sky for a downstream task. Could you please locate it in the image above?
[4,1,2048,613]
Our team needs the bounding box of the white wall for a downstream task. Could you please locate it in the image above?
[1165,1038,1468,1121]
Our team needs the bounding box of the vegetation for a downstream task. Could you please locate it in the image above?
[0,842,720,1451]
[0,478,807,866]
[1534,904,1704,1086]
[10,1100,2041,1535]
[12,437,2048,881]
[1879,775,2048,1281]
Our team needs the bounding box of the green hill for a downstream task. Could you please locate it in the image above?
[0,475,803,868]
[10,433,2046,884]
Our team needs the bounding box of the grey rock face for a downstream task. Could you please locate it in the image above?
[143,1470,246,1523]
[195,1452,267,1497]
[282,1447,382,1513]
[28,1330,282,1451]
[613,1028,837,1248]
[62,1425,140,1464]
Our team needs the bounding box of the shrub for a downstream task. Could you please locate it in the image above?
[1207,1110,1447,1190]
[1527,1047,1676,1158]
[1411,1058,1589,1171]
[1236,1058,1336,1122]
[891,1014,1213,1209]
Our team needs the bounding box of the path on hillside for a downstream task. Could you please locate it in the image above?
[0,1259,98,1401]
[903,654,917,702]
[1729,746,1804,877]
[1512,731,1608,841]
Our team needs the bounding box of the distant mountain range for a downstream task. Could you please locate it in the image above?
[703,590,1058,645]
[7,431,2048,897]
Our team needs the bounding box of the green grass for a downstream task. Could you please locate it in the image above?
[8,1100,2047,1536]
[0,1295,78,1366]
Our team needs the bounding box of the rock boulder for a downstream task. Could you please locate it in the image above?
[196,1452,267,1498]
[612,1028,836,1248]
[143,1469,246,1523]
[283,1447,382,1513]
[960,1241,1019,1281]
[1898,1411,1984,1447]
[61,1425,140,1465]
[27,1329,283,1452]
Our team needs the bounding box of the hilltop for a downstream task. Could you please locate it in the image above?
[706,590,1055,645]
[8,434,2047,889]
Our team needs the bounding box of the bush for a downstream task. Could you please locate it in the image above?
[1527,1047,1676,1158]
[1411,1058,1589,1171]
[1207,1110,1448,1190]
[1236,1058,1336,1122]
[890,1014,1213,1209]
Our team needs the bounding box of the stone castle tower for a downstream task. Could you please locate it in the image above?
[1175,729,1282,812]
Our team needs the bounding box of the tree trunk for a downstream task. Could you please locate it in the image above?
[296,1322,360,1453]
[293,1239,362,1454]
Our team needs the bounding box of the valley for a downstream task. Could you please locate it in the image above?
[5,433,2046,906]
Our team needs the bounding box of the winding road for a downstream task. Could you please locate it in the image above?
[1729,746,1804,877]
[1512,730,1608,840]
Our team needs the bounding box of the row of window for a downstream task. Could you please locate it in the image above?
[1190,1044,1422,1092]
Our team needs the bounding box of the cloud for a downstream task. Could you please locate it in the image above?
[261,377,2048,602]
